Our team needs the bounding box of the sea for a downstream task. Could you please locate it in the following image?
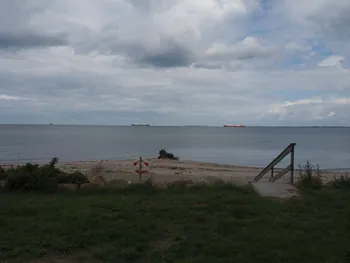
[0,125,349,171]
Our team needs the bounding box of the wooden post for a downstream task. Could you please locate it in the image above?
[139,157,142,181]
[271,167,274,181]
[290,145,295,184]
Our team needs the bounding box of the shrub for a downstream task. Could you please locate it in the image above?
[57,171,89,185]
[329,173,350,189]
[158,150,179,160]
[3,159,62,193]
[0,166,7,180]
[296,160,323,189]
[35,176,58,193]
[5,167,39,192]
[3,157,89,193]
[56,173,72,184]
[91,160,104,176]
[48,157,59,168]
[71,171,89,185]
[39,165,61,178]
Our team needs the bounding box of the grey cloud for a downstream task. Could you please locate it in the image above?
[0,2,34,30]
[128,0,155,13]
[78,30,196,68]
[0,32,68,49]
[129,36,272,70]
[138,44,194,68]
[193,61,224,70]
[193,61,242,71]
[1,57,350,125]
[279,0,350,41]
[64,1,253,69]
[319,10,350,40]
[0,2,68,50]
[112,36,269,69]
[206,40,272,62]
[300,1,350,40]
[1,0,350,126]
[207,49,266,61]
[191,37,274,70]
[35,1,261,70]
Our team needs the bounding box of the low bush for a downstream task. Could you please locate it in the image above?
[4,162,58,193]
[2,157,89,193]
[36,176,58,193]
[0,166,7,180]
[158,149,179,160]
[329,173,350,189]
[297,160,323,189]
[57,171,89,185]
[5,170,37,191]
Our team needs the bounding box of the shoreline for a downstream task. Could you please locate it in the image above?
[1,158,348,172]
[2,158,346,185]
[1,156,348,173]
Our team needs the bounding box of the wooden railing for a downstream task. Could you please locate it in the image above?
[252,143,296,184]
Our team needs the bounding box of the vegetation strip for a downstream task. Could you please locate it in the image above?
[1,160,350,262]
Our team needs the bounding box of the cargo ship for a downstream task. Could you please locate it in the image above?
[131,124,150,126]
[223,124,246,128]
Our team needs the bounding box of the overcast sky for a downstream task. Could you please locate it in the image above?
[0,0,349,126]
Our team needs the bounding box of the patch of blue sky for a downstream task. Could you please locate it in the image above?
[280,56,306,68]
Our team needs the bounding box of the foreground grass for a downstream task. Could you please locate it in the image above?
[1,185,350,263]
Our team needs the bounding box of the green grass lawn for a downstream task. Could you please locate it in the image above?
[1,185,350,263]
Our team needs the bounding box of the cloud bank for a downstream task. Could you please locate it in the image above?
[0,0,349,125]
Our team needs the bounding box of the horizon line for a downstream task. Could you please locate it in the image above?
[0,124,349,128]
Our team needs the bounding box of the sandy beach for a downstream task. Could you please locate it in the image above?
[57,159,261,186]
[51,158,345,186]
[1,158,345,187]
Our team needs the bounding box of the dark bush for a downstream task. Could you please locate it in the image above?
[71,171,89,185]
[39,166,61,178]
[5,169,38,192]
[329,174,350,189]
[0,166,7,180]
[48,157,59,168]
[39,157,62,177]
[57,171,89,185]
[56,173,71,184]
[2,157,89,193]
[36,177,58,193]
[158,149,179,160]
[296,161,323,189]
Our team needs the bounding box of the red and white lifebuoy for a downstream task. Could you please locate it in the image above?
[133,158,149,174]
[133,159,149,167]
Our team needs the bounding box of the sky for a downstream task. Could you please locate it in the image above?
[0,0,350,126]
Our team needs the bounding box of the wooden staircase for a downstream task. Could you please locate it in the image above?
[250,143,300,198]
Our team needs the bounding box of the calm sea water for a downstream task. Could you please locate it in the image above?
[0,125,349,170]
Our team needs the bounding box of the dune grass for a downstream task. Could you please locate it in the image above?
[1,185,350,263]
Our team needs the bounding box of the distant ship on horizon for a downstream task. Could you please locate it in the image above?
[223,124,246,128]
[131,124,151,127]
